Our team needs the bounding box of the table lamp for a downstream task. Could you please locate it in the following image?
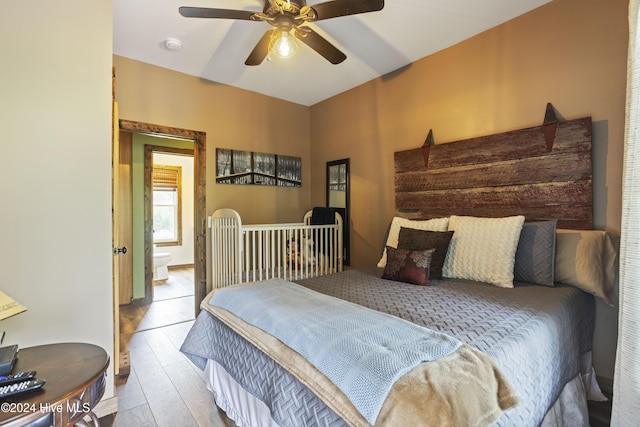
[0,290,27,374]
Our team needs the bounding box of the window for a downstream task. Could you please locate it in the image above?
[152,165,182,246]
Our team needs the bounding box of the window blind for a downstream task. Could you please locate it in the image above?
[153,165,180,190]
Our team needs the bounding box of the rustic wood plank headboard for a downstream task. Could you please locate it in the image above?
[394,114,593,229]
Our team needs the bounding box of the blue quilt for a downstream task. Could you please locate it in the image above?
[209,278,461,424]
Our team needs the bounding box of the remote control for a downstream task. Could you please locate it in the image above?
[0,371,36,386]
[0,379,45,399]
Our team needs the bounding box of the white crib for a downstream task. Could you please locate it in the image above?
[209,208,343,288]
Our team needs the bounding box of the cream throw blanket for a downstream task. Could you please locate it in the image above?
[202,287,519,426]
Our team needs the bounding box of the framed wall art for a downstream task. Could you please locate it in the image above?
[216,148,302,187]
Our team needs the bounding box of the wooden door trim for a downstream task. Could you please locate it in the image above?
[119,119,207,314]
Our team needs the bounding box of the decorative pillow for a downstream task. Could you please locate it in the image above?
[555,229,618,305]
[514,220,558,287]
[442,215,525,288]
[382,246,435,286]
[377,216,449,268]
[397,228,454,279]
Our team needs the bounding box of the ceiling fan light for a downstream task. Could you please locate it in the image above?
[270,30,298,59]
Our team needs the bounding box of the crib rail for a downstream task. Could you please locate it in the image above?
[210,209,343,288]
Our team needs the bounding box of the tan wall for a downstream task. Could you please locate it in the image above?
[310,0,628,382]
[113,55,312,225]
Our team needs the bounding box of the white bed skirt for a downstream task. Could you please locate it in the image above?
[206,359,280,427]
[540,351,607,427]
[205,353,605,427]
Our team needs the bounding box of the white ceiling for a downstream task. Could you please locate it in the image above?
[113,0,551,106]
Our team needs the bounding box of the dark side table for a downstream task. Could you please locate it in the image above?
[0,343,109,426]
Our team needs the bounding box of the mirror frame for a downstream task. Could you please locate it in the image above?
[326,158,350,265]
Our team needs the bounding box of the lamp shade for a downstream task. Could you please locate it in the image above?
[0,291,26,321]
[270,30,298,59]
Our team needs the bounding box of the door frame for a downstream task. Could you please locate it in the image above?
[144,144,194,302]
[119,119,207,315]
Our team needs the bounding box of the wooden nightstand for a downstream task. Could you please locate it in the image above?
[0,343,109,426]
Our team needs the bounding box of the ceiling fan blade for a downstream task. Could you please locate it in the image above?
[306,0,384,21]
[295,28,346,64]
[245,30,277,66]
[179,7,256,20]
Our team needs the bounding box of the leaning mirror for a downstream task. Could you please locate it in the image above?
[326,159,350,265]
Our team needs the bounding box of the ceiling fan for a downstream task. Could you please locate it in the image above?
[179,0,385,66]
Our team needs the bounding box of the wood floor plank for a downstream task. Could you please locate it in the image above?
[119,304,149,334]
[129,330,199,427]
[160,320,195,350]
[143,327,187,367]
[140,297,195,330]
[157,321,208,379]
[114,403,157,427]
[164,358,234,427]
[116,368,147,412]
[158,321,208,381]
[154,266,195,301]
[120,297,195,333]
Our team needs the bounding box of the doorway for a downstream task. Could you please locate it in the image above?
[149,148,195,309]
[145,145,194,303]
[114,119,207,324]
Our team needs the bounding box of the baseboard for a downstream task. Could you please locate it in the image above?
[93,396,118,418]
[118,351,130,378]
[168,263,194,270]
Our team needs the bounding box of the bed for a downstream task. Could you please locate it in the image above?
[181,105,616,426]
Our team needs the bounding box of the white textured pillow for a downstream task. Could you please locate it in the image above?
[377,216,449,268]
[443,215,526,288]
[555,229,618,305]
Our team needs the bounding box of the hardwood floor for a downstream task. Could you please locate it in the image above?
[114,267,236,426]
[113,321,235,426]
[153,267,196,301]
[119,267,196,334]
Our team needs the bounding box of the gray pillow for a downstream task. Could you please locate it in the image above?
[397,228,454,279]
[514,220,558,287]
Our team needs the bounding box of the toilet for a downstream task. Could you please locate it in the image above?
[153,246,172,281]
